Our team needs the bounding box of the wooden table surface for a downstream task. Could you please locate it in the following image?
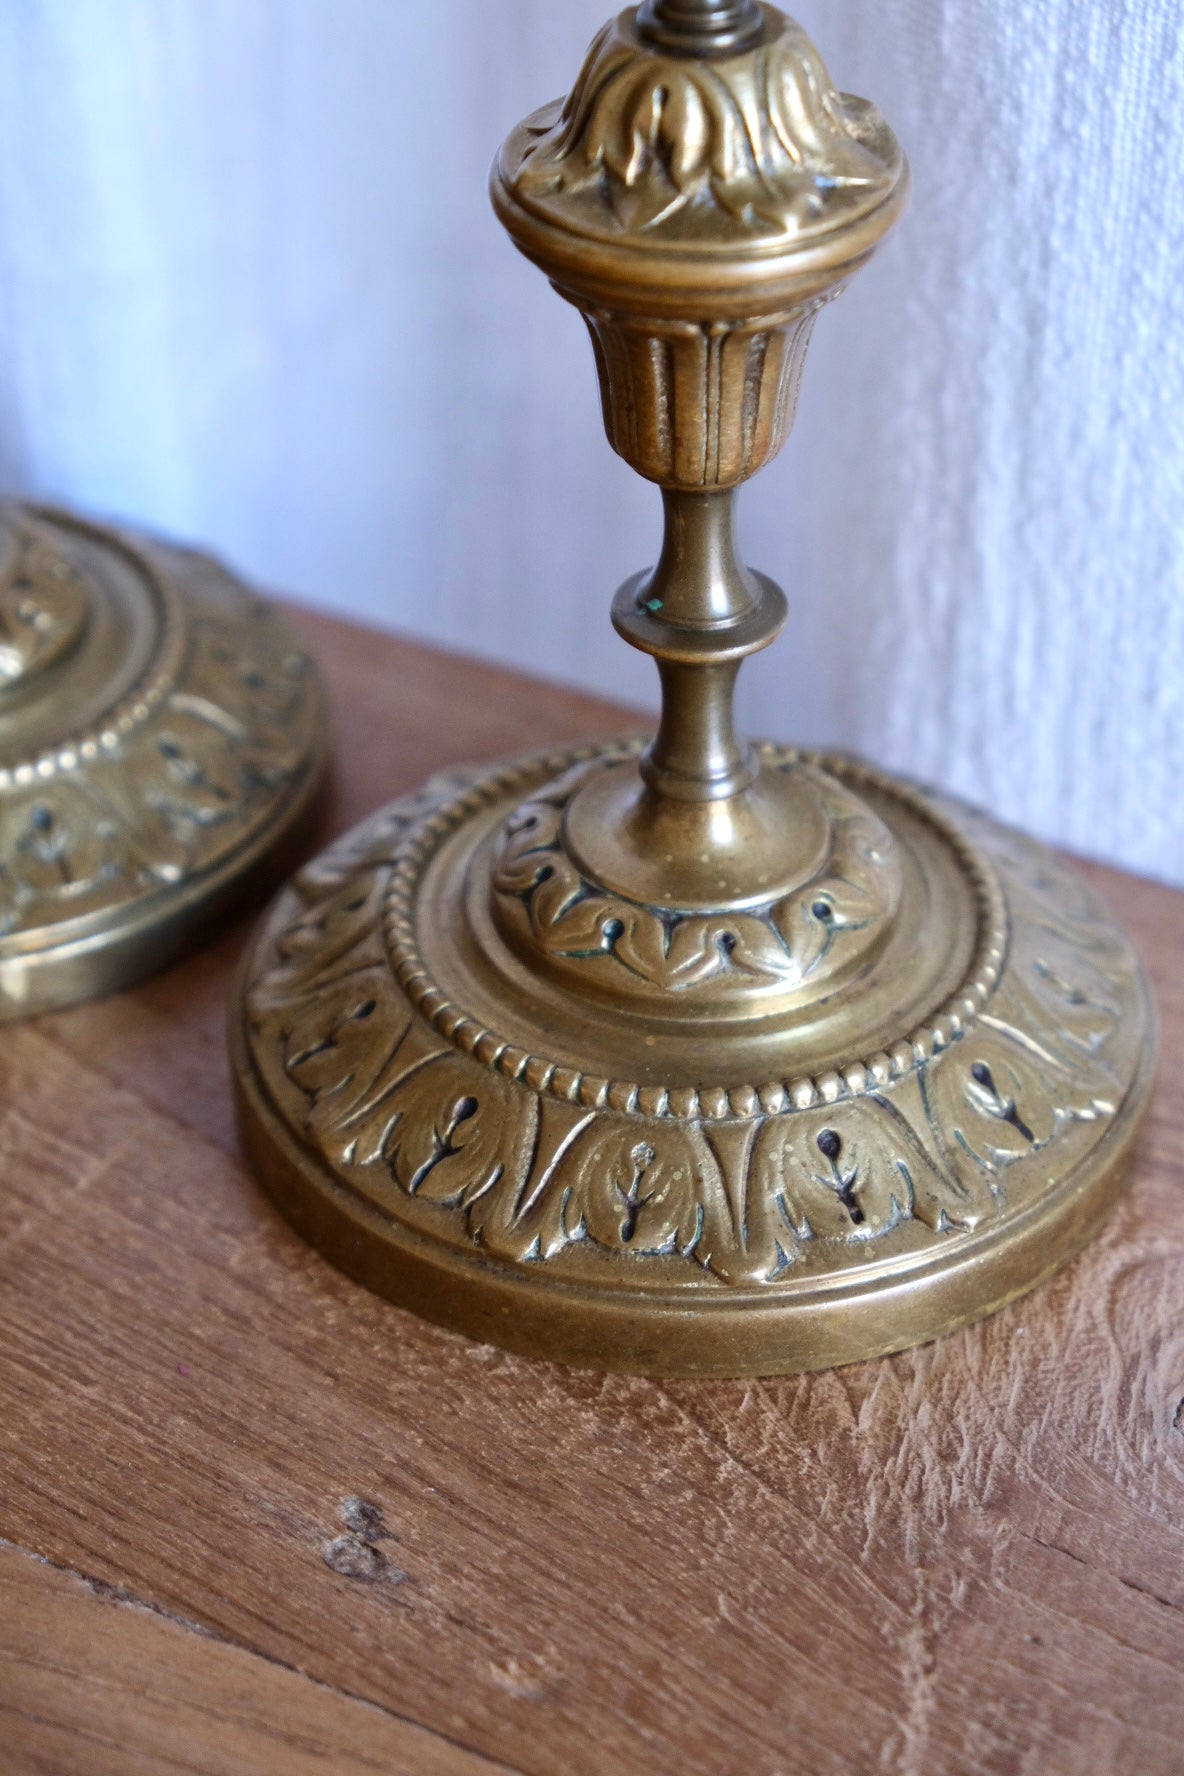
[2,608,1182,1776]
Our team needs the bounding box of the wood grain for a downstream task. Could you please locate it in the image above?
[1,608,1181,1776]
[0,1540,516,1776]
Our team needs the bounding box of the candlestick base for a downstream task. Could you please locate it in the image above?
[0,503,327,1017]
[230,740,1154,1375]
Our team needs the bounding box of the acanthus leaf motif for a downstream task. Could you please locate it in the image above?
[243,759,1137,1289]
[922,1027,1116,1185]
[749,1089,990,1247]
[492,760,899,994]
[509,14,900,246]
[0,525,325,936]
[382,1056,530,1212]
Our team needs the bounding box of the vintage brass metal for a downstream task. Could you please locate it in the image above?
[231,0,1155,1375]
[0,503,327,1016]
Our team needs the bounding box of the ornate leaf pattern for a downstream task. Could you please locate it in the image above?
[510,14,899,244]
[245,777,1142,1289]
[492,759,900,995]
[0,525,323,937]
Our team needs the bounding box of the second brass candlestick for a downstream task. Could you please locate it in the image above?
[230,0,1155,1375]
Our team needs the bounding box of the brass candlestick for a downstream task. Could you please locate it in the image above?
[231,0,1154,1375]
[0,504,326,1016]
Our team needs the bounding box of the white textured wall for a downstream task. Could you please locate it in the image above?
[0,1,1181,883]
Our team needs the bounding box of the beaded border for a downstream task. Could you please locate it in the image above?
[0,507,188,793]
[381,742,1009,1123]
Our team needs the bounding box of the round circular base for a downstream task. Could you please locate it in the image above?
[231,742,1155,1376]
[0,504,328,1018]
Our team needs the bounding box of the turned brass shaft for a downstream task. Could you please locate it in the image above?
[493,1,907,903]
[615,489,783,805]
[636,0,764,54]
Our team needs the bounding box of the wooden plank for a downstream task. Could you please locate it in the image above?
[0,611,1182,1776]
[0,1540,518,1776]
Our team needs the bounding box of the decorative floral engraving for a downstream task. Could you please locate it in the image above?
[244,755,1142,1289]
[0,518,324,941]
[493,12,906,485]
[491,755,900,995]
[506,13,901,247]
[496,14,903,490]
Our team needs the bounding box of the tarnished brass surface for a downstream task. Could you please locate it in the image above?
[232,0,1155,1374]
[232,752,1153,1375]
[0,504,327,1017]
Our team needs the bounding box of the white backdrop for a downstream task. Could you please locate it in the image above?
[0,1,1181,884]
